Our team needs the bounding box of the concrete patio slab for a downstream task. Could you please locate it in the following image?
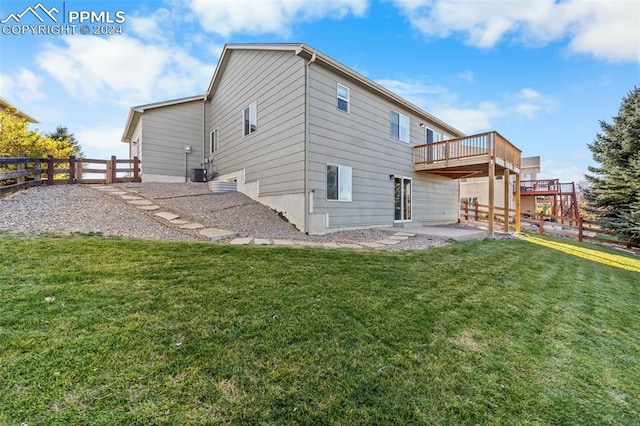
[121,195,143,200]
[169,219,189,225]
[127,200,153,205]
[403,225,488,241]
[137,205,160,211]
[254,238,271,245]
[378,239,401,245]
[388,235,409,241]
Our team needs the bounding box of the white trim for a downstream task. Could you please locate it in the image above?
[337,82,350,113]
[326,163,352,202]
[210,127,219,154]
[243,100,257,137]
[393,175,413,223]
[391,110,409,143]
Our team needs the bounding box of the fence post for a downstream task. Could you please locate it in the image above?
[110,156,117,184]
[47,155,54,185]
[68,156,76,184]
[463,200,469,221]
[76,160,83,183]
[474,201,479,221]
[34,159,42,184]
[133,156,140,182]
[539,213,544,235]
[17,152,26,185]
[578,217,583,242]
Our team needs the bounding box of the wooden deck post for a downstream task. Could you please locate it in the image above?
[68,156,76,184]
[111,156,117,184]
[463,199,469,221]
[474,201,479,221]
[515,172,521,232]
[503,168,510,232]
[488,159,495,236]
[47,155,54,185]
[34,159,42,184]
[539,213,544,235]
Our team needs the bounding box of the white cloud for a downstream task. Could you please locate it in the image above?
[36,35,216,107]
[187,0,368,36]
[129,8,173,42]
[76,126,129,158]
[0,68,46,103]
[510,88,558,119]
[392,0,640,63]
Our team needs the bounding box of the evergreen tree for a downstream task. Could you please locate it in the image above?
[584,87,640,245]
[48,125,84,157]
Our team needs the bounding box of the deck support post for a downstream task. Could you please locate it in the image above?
[488,159,495,237]
[504,168,510,232]
[515,172,521,233]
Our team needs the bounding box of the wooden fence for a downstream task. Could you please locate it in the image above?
[461,200,636,249]
[1,155,140,195]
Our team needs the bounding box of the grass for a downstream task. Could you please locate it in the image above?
[0,234,639,425]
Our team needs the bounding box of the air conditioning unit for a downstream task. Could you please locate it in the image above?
[190,168,207,182]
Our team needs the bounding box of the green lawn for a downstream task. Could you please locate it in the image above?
[1,234,638,424]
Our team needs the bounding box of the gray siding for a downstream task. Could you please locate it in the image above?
[206,49,306,196]
[307,65,458,228]
[141,101,204,177]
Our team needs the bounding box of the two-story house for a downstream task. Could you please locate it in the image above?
[121,43,521,234]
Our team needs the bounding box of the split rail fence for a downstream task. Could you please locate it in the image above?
[461,200,637,249]
[0,155,140,195]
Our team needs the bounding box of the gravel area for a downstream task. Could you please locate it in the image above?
[1,183,452,250]
[0,185,198,241]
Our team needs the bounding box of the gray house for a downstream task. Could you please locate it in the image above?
[122,43,521,235]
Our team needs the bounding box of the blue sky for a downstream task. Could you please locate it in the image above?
[1,0,639,183]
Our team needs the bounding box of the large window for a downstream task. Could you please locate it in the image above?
[394,176,412,221]
[326,164,352,201]
[243,101,257,136]
[390,111,409,142]
[210,128,219,154]
[337,83,350,113]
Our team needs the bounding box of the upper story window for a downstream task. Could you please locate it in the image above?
[337,83,350,113]
[390,111,409,143]
[243,101,257,136]
[210,128,219,154]
[425,127,434,143]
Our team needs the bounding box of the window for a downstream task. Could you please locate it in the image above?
[337,83,350,112]
[243,101,257,136]
[210,128,219,154]
[425,127,434,143]
[394,177,412,221]
[390,111,409,142]
[326,164,352,201]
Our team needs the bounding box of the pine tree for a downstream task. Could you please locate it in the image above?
[48,125,84,157]
[584,87,640,245]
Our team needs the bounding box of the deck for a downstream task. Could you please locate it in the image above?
[520,179,559,195]
[413,131,521,179]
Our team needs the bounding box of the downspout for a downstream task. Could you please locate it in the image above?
[202,97,206,177]
[304,52,316,234]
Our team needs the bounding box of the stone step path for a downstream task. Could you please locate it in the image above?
[89,185,417,249]
[90,185,236,241]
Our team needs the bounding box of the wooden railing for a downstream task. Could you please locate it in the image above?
[413,131,521,171]
[1,155,140,195]
[520,179,559,194]
[460,200,637,249]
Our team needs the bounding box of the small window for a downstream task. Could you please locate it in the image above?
[337,83,350,113]
[243,101,257,136]
[327,164,352,202]
[391,111,409,142]
[210,128,219,154]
